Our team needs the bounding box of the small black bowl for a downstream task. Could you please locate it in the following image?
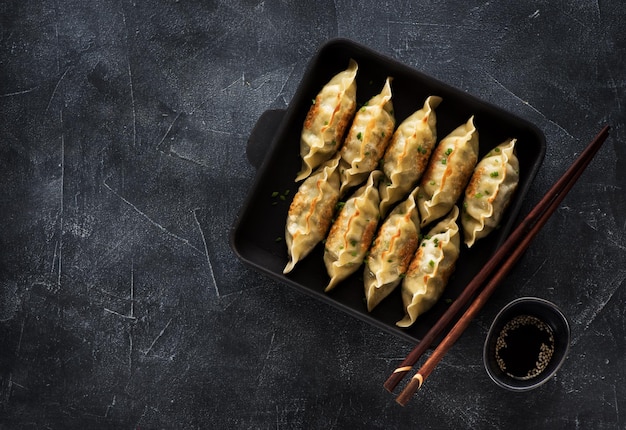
[483,297,570,391]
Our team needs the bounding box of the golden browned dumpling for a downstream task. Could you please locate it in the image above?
[417,116,479,227]
[324,170,383,292]
[338,77,395,195]
[296,60,358,182]
[379,95,442,217]
[364,187,421,312]
[397,206,460,328]
[462,138,519,247]
[284,156,341,274]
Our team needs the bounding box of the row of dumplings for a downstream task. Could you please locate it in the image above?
[283,59,520,327]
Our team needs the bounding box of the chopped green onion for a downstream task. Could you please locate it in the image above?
[357,132,363,141]
[490,171,499,178]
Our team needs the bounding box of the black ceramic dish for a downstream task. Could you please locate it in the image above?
[483,297,571,391]
[230,38,546,344]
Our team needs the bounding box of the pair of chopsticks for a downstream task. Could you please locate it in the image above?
[385,125,610,406]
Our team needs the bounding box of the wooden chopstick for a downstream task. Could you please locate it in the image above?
[386,125,610,404]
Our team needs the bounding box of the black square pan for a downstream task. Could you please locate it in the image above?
[230,38,546,345]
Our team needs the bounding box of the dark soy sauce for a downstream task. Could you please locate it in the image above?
[495,315,555,380]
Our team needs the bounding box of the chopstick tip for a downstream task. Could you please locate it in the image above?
[395,374,424,407]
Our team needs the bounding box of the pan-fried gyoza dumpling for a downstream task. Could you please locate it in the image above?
[462,138,520,247]
[417,116,479,227]
[284,156,341,274]
[324,170,383,292]
[338,77,395,195]
[296,60,358,182]
[364,188,421,312]
[397,206,460,328]
[379,96,442,217]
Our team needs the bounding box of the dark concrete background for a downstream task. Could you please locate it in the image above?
[1,1,624,428]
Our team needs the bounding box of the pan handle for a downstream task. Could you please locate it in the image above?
[246,109,286,169]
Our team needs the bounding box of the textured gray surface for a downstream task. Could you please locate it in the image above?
[1,1,625,428]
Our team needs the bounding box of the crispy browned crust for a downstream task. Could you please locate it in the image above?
[303,100,320,130]
[361,220,379,254]
[397,236,419,272]
[465,165,485,196]
[334,100,356,146]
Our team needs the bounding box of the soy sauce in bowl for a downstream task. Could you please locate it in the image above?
[483,297,570,391]
[494,314,555,380]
